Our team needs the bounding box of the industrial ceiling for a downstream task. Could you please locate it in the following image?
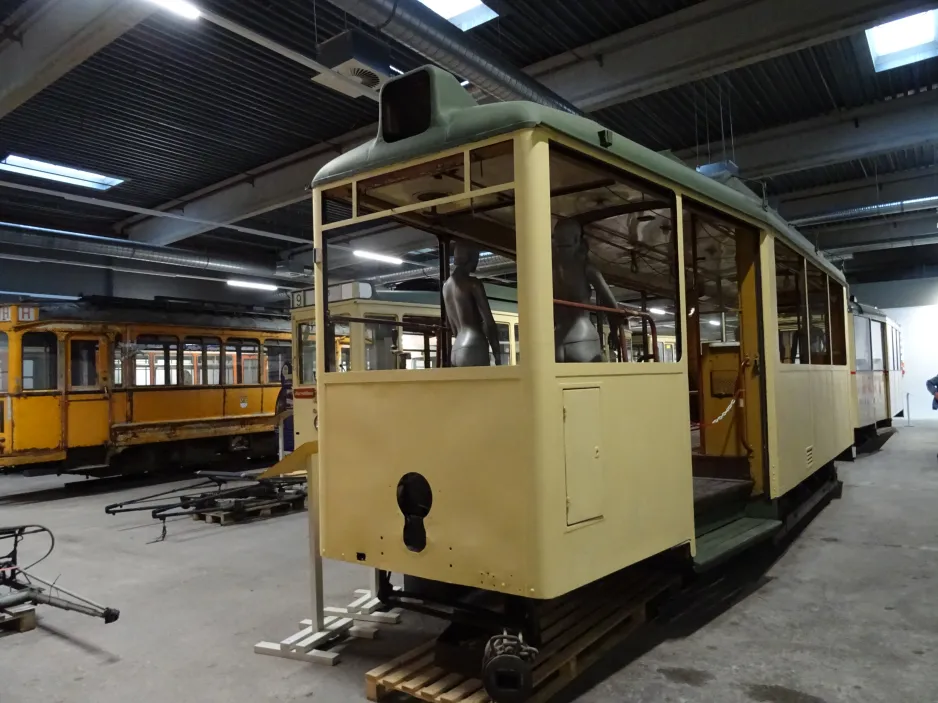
[2,0,938,298]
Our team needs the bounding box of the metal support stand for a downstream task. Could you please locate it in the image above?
[254,452,401,665]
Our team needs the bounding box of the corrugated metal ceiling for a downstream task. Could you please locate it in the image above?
[1,1,938,258]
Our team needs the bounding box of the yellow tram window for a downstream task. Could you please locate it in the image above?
[22,332,57,391]
[70,339,99,389]
[548,142,679,364]
[0,331,7,392]
[806,264,831,365]
[298,323,316,385]
[495,323,510,366]
[829,282,847,366]
[112,335,123,388]
[775,242,808,364]
[365,316,397,371]
[224,338,259,384]
[264,340,291,384]
[854,318,872,371]
[183,337,222,385]
[870,320,885,371]
[134,335,179,386]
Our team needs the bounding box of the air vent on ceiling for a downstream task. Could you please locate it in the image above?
[312,29,391,98]
[805,445,814,470]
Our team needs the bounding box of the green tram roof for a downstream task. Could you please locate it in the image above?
[313,66,844,284]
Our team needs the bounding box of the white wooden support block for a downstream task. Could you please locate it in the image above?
[254,640,344,665]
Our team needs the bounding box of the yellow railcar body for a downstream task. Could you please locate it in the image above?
[0,299,291,474]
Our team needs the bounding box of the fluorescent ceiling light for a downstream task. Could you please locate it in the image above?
[354,250,403,265]
[707,320,721,327]
[417,0,498,31]
[649,307,666,315]
[460,80,470,87]
[227,280,278,291]
[146,0,201,20]
[866,10,938,72]
[0,290,80,301]
[0,154,123,190]
[389,65,404,75]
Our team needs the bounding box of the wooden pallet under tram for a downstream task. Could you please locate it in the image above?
[192,494,306,525]
[0,604,37,634]
[365,570,678,703]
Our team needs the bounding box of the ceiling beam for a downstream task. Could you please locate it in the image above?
[123,127,373,245]
[809,213,938,255]
[677,89,938,181]
[774,166,938,221]
[0,0,154,119]
[527,0,932,112]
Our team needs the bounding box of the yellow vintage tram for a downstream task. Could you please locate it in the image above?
[0,296,291,476]
[306,66,851,698]
[848,300,902,453]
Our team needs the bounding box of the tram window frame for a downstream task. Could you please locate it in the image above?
[492,322,510,366]
[0,331,7,393]
[112,334,124,388]
[854,318,872,372]
[69,339,100,390]
[182,336,222,386]
[828,280,847,366]
[870,320,885,371]
[362,315,398,371]
[805,263,831,365]
[225,338,260,385]
[264,339,291,384]
[547,141,681,365]
[774,242,809,365]
[401,315,440,370]
[298,323,316,385]
[22,332,58,392]
[133,335,180,387]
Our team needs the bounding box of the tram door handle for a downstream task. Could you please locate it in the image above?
[751,354,761,376]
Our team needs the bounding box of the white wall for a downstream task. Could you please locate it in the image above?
[852,277,938,310]
[882,305,938,421]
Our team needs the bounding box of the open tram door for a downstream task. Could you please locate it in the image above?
[683,202,772,570]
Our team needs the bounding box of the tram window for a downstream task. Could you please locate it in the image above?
[870,320,885,371]
[806,264,831,365]
[225,338,259,384]
[548,142,680,364]
[514,325,520,364]
[264,340,291,383]
[492,323,510,366]
[69,340,99,389]
[775,242,808,364]
[402,316,439,370]
[298,323,316,385]
[828,281,847,366]
[22,332,58,391]
[112,335,123,388]
[365,316,398,371]
[182,337,222,386]
[854,318,872,372]
[134,336,179,386]
[0,332,7,393]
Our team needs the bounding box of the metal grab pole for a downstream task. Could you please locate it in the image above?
[906,392,913,427]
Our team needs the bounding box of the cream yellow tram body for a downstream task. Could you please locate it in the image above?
[307,67,850,687]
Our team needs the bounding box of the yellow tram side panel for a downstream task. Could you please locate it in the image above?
[760,237,852,498]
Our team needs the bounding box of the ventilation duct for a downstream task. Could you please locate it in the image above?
[324,0,582,115]
[0,224,282,280]
[367,254,514,285]
[311,28,393,97]
[791,195,938,228]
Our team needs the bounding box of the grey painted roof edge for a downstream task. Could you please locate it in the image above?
[312,67,844,284]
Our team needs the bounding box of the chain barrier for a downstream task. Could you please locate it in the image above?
[709,397,736,425]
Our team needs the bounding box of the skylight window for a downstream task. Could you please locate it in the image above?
[0,155,123,190]
[417,0,498,31]
[866,10,938,72]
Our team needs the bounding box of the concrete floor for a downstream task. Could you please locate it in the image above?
[2,425,937,703]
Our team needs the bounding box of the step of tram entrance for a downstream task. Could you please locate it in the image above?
[692,476,753,529]
[693,516,782,573]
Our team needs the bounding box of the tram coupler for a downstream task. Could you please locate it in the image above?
[481,631,538,703]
